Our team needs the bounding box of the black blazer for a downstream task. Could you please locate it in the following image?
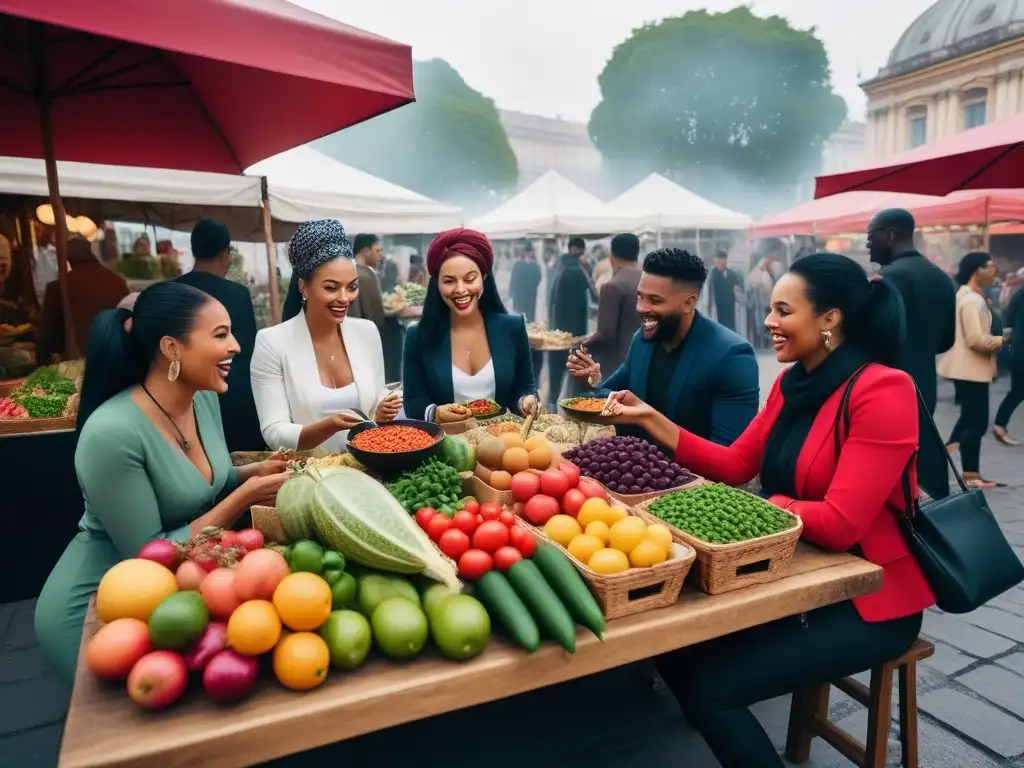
[403,312,538,420]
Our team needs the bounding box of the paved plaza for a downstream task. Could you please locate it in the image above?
[4,353,1024,767]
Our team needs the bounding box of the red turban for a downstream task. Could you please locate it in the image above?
[426,228,494,277]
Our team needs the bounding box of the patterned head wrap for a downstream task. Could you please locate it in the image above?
[426,228,494,277]
[287,219,353,279]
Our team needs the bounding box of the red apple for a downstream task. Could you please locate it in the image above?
[127,651,188,710]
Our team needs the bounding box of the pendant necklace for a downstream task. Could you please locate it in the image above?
[141,384,192,451]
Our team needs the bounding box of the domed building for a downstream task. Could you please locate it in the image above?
[863,0,1024,160]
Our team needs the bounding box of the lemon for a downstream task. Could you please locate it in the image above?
[604,505,628,525]
[629,539,668,568]
[588,548,630,575]
[577,498,611,528]
[567,534,605,564]
[544,515,583,546]
[584,520,611,544]
[646,523,674,551]
[608,517,648,554]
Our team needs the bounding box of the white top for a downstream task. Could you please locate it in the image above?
[320,383,361,454]
[452,360,496,403]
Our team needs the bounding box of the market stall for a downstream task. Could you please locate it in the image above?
[610,172,751,233]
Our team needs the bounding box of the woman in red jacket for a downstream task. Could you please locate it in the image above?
[606,253,935,768]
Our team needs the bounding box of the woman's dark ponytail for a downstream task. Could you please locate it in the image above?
[76,282,210,435]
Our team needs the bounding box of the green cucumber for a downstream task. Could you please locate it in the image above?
[505,559,576,653]
[474,571,541,652]
[532,542,606,641]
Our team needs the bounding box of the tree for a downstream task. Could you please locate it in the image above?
[589,8,846,214]
[314,59,518,211]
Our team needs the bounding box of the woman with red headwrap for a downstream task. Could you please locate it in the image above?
[403,228,538,422]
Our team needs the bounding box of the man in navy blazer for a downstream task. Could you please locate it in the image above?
[569,248,758,446]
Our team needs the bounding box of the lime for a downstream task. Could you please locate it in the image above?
[357,574,395,617]
[148,591,209,650]
[429,595,491,661]
[322,550,346,572]
[422,583,457,618]
[388,577,421,608]
[289,540,325,573]
[371,597,428,659]
[319,610,372,670]
[330,572,358,610]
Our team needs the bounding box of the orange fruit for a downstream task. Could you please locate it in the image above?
[524,435,548,451]
[272,573,332,631]
[489,470,513,491]
[227,599,282,655]
[96,559,178,623]
[527,444,553,470]
[273,632,330,691]
[502,447,531,474]
[499,433,525,450]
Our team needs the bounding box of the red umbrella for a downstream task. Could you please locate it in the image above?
[815,113,1024,200]
[0,0,414,355]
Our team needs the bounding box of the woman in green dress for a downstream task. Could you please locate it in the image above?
[35,282,291,684]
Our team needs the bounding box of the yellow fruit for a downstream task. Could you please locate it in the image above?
[588,548,630,575]
[273,632,330,691]
[524,435,548,451]
[585,520,611,544]
[489,470,513,491]
[499,433,525,450]
[567,534,605,563]
[96,559,178,624]
[608,517,649,554]
[527,444,553,470]
[646,523,674,551]
[228,600,282,655]
[577,498,612,528]
[273,573,332,631]
[502,447,531,474]
[604,505,628,525]
[544,514,583,546]
[629,540,669,568]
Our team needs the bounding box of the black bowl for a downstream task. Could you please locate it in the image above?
[346,419,446,477]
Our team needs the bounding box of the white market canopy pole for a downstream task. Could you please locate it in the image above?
[610,173,751,231]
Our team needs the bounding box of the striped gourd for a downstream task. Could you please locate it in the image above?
[310,467,461,590]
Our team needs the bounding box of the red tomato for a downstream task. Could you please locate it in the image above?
[425,514,451,542]
[577,476,610,501]
[509,526,536,557]
[458,549,493,580]
[235,529,265,552]
[497,509,516,528]
[451,510,478,536]
[479,502,502,521]
[472,520,510,553]
[561,488,587,518]
[540,470,570,500]
[510,471,541,503]
[523,494,560,526]
[414,508,437,529]
[513,502,526,516]
[492,546,523,572]
[438,529,471,561]
[462,499,480,516]
[558,462,582,488]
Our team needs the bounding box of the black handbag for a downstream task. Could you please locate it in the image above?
[836,367,1024,614]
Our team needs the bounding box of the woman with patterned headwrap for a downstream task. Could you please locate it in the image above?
[403,228,538,423]
[250,220,399,454]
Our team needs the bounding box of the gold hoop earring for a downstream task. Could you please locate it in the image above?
[168,360,181,382]
[821,330,833,351]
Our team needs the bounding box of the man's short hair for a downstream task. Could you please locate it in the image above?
[610,233,640,262]
[191,219,231,260]
[568,236,586,251]
[714,249,729,261]
[873,208,916,239]
[352,233,380,254]
[642,248,708,286]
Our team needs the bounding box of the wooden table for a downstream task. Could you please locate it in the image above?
[59,545,881,768]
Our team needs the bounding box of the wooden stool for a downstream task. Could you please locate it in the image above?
[785,638,935,768]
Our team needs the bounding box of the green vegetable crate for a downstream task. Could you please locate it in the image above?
[634,487,803,595]
[518,504,695,620]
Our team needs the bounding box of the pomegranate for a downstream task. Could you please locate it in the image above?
[136,540,182,572]
[183,622,228,672]
[126,651,188,710]
[202,650,259,704]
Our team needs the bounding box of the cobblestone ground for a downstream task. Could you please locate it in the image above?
[4,354,1024,767]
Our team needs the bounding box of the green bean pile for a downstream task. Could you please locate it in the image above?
[647,483,796,545]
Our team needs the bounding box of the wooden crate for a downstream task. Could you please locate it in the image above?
[0,414,76,435]
[634,490,803,595]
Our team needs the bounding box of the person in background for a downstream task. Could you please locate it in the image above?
[36,236,130,365]
[252,221,399,455]
[939,252,1004,488]
[402,228,538,423]
[509,248,542,322]
[995,274,1024,444]
[379,252,400,294]
[568,248,758,446]
[602,254,932,767]
[351,234,401,383]
[31,222,59,306]
[745,246,778,350]
[547,236,592,409]
[35,282,292,683]
[176,220,263,452]
[586,233,642,377]
[407,254,427,286]
[708,249,744,332]
[867,208,956,499]
[592,246,613,291]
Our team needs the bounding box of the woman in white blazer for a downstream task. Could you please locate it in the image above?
[251,220,400,454]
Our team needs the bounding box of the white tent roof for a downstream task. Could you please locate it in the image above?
[469,170,641,238]
[247,146,463,235]
[611,173,751,231]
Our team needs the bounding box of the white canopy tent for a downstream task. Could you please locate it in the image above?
[611,173,751,231]
[247,146,463,234]
[469,170,641,238]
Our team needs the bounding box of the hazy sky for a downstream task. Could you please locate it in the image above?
[295,0,937,125]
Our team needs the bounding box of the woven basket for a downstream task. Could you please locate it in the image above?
[634,490,803,595]
[519,510,694,620]
[604,474,706,507]
[0,414,76,435]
